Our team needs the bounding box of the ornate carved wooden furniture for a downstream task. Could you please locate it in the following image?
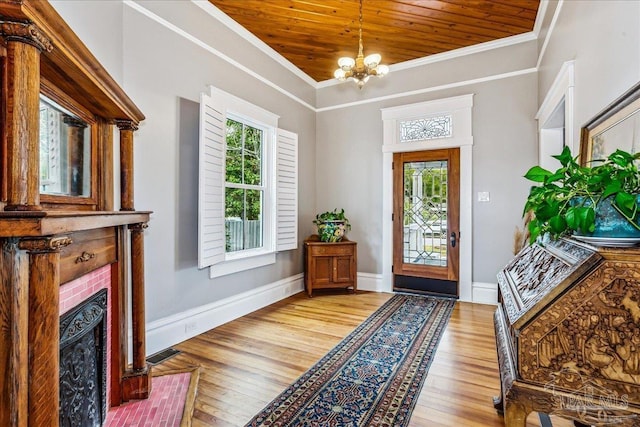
[0,2,151,426]
[304,235,357,297]
[494,238,640,426]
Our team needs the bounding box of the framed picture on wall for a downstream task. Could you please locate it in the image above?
[580,81,640,165]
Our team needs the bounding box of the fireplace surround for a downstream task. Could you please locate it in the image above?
[0,2,151,426]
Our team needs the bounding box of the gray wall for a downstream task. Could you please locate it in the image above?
[538,0,640,150]
[50,0,640,328]
[52,1,317,323]
[316,41,539,283]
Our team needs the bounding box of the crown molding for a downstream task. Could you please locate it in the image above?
[532,0,550,37]
[191,0,318,88]
[316,31,537,89]
[124,1,540,113]
[316,67,537,112]
[123,0,316,111]
[537,0,564,70]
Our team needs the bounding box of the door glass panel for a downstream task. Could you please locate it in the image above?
[403,160,448,266]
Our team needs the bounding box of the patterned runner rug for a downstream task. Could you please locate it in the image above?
[245,294,455,427]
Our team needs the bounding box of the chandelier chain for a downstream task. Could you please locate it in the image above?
[358,0,363,56]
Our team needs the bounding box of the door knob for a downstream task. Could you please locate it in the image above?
[450,232,457,248]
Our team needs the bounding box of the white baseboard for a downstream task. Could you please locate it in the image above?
[357,272,384,292]
[146,273,304,356]
[145,274,495,357]
[472,281,498,305]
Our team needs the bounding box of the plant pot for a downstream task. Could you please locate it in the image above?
[316,220,347,242]
[574,195,640,238]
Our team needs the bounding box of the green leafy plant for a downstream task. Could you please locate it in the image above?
[313,209,351,242]
[523,146,640,243]
[313,208,351,228]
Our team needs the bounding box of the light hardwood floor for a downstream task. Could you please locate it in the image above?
[153,291,573,427]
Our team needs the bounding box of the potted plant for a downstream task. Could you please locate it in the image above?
[313,208,351,242]
[523,146,640,244]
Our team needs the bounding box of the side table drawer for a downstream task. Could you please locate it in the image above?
[60,227,117,284]
[309,244,354,257]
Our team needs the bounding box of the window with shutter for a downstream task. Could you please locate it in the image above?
[198,86,299,277]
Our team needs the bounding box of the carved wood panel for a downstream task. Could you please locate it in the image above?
[498,239,598,329]
[520,260,640,404]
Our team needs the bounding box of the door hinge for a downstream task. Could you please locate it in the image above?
[391,265,394,273]
[392,213,394,221]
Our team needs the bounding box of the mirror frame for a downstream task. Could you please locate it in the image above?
[39,79,98,209]
[580,81,640,166]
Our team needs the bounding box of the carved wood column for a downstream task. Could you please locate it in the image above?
[121,222,150,401]
[0,239,29,427]
[19,236,71,427]
[116,120,138,211]
[0,22,52,211]
[130,222,147,370]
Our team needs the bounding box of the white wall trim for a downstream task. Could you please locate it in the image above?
[146,273,304,356]
[191,0,318,87]
[536,60,575,121]
[532,0,550,37]
[126,0,539,114]
[536,60,576,155]
[316,32,537,89]
[194,0,539,92]
[381,95,474,302]
[123,0,316,111]
[357,272,384,292]
[472,282,498,305]
[536,0,564,70]
[317,68,537,113]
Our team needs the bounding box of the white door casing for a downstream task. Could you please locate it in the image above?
[381,94,474,301]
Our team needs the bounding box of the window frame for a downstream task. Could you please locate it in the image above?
[199,86,299,279]
[223,111,275,262]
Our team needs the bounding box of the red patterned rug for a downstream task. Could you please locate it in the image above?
[245,294,455,427]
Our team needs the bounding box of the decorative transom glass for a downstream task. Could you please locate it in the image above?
[400,115,452,143]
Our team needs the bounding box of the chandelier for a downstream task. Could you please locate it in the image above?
[334,0,389,89]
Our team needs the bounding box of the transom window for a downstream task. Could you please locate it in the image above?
[400,115,452,143]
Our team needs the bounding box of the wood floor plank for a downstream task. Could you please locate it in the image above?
[152,292,573,426]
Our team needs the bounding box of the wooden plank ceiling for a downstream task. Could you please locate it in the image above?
[208,0,540,82]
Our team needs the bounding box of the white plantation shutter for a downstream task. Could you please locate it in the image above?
[198,89,226,268]
[276,129,298,251]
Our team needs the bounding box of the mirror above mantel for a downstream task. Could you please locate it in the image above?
[39,95,92,198]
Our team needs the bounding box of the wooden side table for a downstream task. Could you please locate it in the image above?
[303,235,357,297]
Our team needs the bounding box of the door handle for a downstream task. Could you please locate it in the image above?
[450,232,457,248]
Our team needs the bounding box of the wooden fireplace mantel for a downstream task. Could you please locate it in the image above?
[0,210,152,236]
[0,1,152,426]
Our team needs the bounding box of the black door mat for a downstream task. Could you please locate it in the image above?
[146,348,181,366]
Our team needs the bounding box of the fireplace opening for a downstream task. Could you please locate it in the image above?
[59,288,108,427]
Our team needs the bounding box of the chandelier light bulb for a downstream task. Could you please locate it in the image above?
[364,53,381,68]
[376,64,389,77]
[338,57,355,70]
[334,68,347,80]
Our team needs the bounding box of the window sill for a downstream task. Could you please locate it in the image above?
[209,252,276,278]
